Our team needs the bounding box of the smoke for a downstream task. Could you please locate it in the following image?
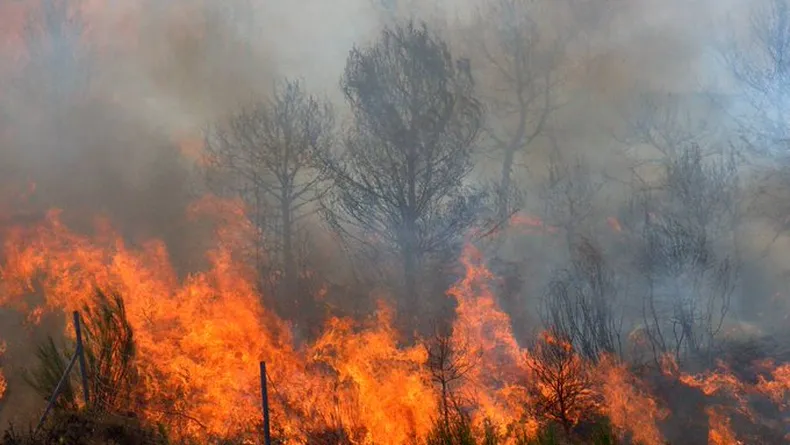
[1,0,789,432]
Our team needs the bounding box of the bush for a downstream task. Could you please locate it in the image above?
[1,410,169,445]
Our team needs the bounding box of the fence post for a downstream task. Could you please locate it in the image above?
[260,361,271,445]
[35,352,78,432]
[73,311,90,407]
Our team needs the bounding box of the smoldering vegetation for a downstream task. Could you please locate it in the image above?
[1,0,790,444]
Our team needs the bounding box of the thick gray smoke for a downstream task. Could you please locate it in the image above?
[1,0,788,432]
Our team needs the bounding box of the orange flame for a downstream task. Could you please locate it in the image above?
[3,195,790,443]
[0,340,6,401]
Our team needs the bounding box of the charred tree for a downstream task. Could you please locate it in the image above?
[321,21,484,325]
[527,331,596,437]
[543,237,624,362]
[472,0,564,222]
[631,145,741,364]
[204,79,334,320]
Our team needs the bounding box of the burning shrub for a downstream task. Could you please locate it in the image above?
[0,341,6,402]
[1,411,168,445]
[526,332,597,437]
[23,336,79,412]
[24,288,139,415]
[79,289,139,413]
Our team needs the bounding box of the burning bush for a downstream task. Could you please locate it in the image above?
[525,332,596,437]
[1,411,168,445]
[0,341,6,402]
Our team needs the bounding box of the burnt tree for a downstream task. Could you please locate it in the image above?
[322,21,484,322]
[204,79,334,319]
[473,0,564,221]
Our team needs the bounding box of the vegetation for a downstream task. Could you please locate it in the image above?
[2,0,790,444]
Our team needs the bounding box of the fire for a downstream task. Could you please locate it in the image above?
[0,340,6,401]
[595,356,667,445]
[508,212,558,234]
[707,407,742,445]
[2,194,790,443]
[606,216,622,233]
[448,244,537,439]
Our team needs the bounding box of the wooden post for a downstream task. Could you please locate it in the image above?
[260,361,272,445]
[73,311,90,407]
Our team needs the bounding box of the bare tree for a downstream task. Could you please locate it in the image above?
[472,0,564,221]
[204,79,334,319]
[321,21,484,322]
[543,237,624,362]
[719,0,790,250]
[540,151,604,250]
[631,144,741,364]
[527,330,596,436]
[720,0,790,156]
[426,324,476,432]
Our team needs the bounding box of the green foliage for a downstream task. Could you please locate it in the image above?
[1,411,169,445]
[80,288,138,413]
[22,336,77,411]
[425,416,477,445]
[23,288,138,417]
[525,425,558,445]
[589,418,618,445]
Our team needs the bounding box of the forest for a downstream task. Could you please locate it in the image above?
[0,0,789,444]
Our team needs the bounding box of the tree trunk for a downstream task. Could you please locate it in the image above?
[402,238,418,316]
[498,147,516,223]
[281,199,298,321]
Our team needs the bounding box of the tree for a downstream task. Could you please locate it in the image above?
[204,79,334,319]
[472,0,564,221]
[631,144,741,363]
[720,0,790,157]
[527,331,596,436]
[426,324,476,433]
[322,21,484,322]
[543,237,624,362]
[540,151,604,250]
[719,0,790,254]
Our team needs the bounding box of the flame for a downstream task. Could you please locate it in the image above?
[606,216,622,233]
[707,406,742,445]
[508,213,558,235]
[3,194,790,442]
[448,244,538,439]
[595,355,667,445]
[0,340,6,401]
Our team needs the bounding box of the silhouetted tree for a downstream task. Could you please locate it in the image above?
[472,0,565,221]
[632,145,741,363]
[204,79,334,319]
[426,325,476,432]
[321,21,484,321]
[527,331,596,436]
[720,0,790,155]
[543,238,624,361]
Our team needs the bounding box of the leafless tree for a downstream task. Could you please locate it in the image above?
[720,0,790,156]
[426,324,477,432]
[204,79,334,319]
[719,0,790,249]
[630,144,741,364]
[543,237,624,362]
[527,330,596,436]
[540,150,604,250]
[321,21,484,321]
[472,0,565,221]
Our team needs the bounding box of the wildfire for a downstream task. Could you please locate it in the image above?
[1,195,790,443]
[0,340,6,401]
